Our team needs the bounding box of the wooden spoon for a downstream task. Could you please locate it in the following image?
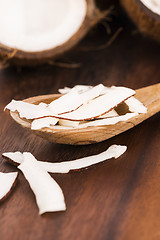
[10,83,160,145]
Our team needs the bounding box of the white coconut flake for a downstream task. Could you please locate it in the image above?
[125,96,147,114]
[58,85,93,94]
[2,151,23,165]
[78,112,138,128]
[0,172,18,200]
[58,87,72,94]
[4,100,51,119]
[38,102,48,107]
[59,87,135,121]
[18,153,66,214]
[41,145,127,173]
[49,84,104,115]
[49,90,80,114]
[31,117,58,130]
[3,145,127,174]
[58,85,116,95]
[79,84,104,102]
[58,119,80,128]
[96,109,118,119]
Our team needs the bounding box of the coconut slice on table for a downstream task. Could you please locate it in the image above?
[0,0,109,66]
[121,0,160,42]
[18,152,66,214]
[0,172,18,201]
[3,152,23,166]
[3,145,127,173]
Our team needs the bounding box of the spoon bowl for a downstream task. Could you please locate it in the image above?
[10,84,160,145]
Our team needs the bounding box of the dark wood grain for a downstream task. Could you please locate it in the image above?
[0,10,160,240]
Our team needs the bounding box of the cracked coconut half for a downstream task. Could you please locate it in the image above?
[0,0,110,66]
[121,0,160,42]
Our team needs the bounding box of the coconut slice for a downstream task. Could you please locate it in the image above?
[2,152,23,166]
[125,96,147,113]
[49,84,104,114]
[59,87,135,121]
[31,117,58,130]
[58,110,119,128]
[78,112,138,128]
[40,145,127,173]
[0,172,18,201]
[48,90,80,114]
[5,84,105,121]
[18,152,66,214]
[96,109,118,119]
[58,85,115,95]
[58,85,93,94]
[5,99,51,119]
[58,119,80,128]
[3,145,127,174]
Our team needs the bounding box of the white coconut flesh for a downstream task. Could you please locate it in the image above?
[5,84,105,120]
[31,117,58,130]
[96,110,118,118]
[5,100,51,119]
[5,85,147,129]
[38,112,137,129]
[0,0,87,52]
[58,85,114,95]
[59,87,135,120]
[18,153,66,214]
[78,112,138,128]
[0,172,18,200]
[49,84,105,114]
[3,145,127,174]
[57,85,147,113]
[125,96,147,113]
[3,152,23,165]
[58,85,93,94]
[58,119,80,128]
[140,0,160,15]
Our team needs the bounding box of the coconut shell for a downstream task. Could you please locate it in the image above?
[121,0,160,42]
[0,0,111,67]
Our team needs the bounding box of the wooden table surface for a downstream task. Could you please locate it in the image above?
[0,10,160,240]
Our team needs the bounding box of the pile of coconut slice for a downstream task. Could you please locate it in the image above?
[1,84,147,214]
[1,144,127,214]
[5,84,147,130]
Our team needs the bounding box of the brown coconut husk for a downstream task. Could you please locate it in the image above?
[121,0,160,42]
[0,0,113,67]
